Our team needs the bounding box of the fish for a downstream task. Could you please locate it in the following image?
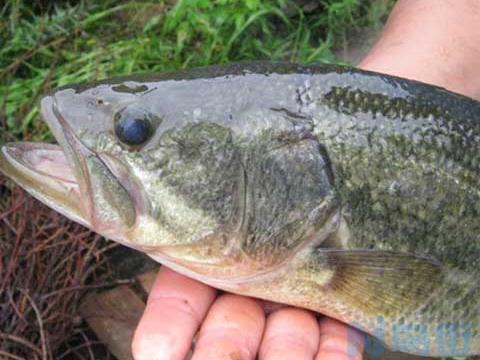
[0,62,479,357]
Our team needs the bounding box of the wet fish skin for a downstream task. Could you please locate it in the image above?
[0,62,479,356]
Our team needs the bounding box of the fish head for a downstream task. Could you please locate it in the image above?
[0,80,217,248]
[0,76,337,280]
[0,83,157,242]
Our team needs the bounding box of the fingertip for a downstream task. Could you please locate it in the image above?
[149,267,216,307]
[192,294,266,360]
[260,307,320,360]
[316,318,365,360]
[132,267,217,360]
[132,329,176,360]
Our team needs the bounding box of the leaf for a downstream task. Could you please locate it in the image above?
[143,15,161,33]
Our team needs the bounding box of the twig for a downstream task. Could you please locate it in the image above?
[56,341,104,360]
[0,37,66,78]
[18,289,48,360]
[0,332,42,356]
[0,350,27,360]
[41,279,134,300]
[1,178,115,357]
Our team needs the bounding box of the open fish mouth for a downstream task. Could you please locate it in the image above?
[0,142,90,226]
[0,96,95,229]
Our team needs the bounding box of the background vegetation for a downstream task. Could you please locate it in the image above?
[1,0,393,142]
[0,0,394,358]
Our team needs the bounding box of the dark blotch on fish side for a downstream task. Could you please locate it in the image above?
[112,83,149,94]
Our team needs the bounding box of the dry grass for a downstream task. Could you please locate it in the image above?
[0,176,122,359]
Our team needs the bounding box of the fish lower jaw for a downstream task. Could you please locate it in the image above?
[0,142,91,227]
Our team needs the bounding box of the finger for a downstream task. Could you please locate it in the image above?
[261,300,287,315]
[315,317,365,360]
[132,267,216,360]
[259,307,320,360]
[192,294,265,360]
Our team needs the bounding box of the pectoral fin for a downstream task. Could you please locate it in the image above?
[312,249,444,318]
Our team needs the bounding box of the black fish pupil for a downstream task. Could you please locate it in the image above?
[115,118,151,145]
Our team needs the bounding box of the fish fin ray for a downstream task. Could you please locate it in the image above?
[316,249,444,317]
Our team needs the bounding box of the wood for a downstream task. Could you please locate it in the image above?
[79,267,160,359]
[137,269,159,294]
[80,285,146,360]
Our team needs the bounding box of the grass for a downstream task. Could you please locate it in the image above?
[0,0,394,142]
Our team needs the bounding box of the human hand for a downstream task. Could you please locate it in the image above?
[132,267,365,360]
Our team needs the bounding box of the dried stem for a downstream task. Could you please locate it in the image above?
[0,176,115,358]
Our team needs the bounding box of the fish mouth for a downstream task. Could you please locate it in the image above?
[0,96,97,229]
[0,142,90,226]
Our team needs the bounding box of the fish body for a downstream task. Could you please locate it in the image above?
[1,62,479,356]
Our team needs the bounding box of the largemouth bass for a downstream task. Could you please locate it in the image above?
[1,62,479,356]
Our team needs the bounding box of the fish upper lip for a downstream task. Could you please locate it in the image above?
[0,95,102,230]
[47,96,97,226]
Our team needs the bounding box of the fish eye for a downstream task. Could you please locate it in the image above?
[114,108,152,146]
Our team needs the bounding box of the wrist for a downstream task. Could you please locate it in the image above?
[358,0,480,100]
